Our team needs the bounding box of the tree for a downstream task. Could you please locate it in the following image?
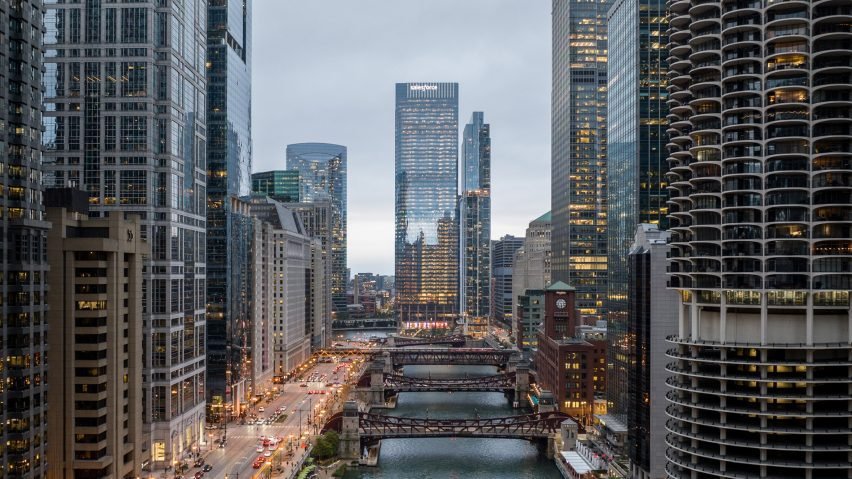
[324,431,340,454]
[312,436,333,460]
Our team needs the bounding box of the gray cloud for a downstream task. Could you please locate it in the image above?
[253,1,551,274]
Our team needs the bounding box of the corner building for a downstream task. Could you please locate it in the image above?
[1,1,50,476]
[394,83,459,329]
[42,0,209,466]
[664,1,852,478]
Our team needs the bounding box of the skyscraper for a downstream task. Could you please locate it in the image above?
[286,143,347,320]
[43,0,209,465]
[664,1,852,477]
[1,1,49,475]
[605,0,669,427]
[252,170,301,202]
[551,0,612,325]
[491,234,524,327]
[460,112,491,333]
[206,0,253,417]
[394,82,459,329]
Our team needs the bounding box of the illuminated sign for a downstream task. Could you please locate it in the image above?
[410,84,438,91]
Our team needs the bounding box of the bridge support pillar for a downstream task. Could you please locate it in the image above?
[339,401,361,460]
[382,351,394,374]
[369,359,386,407]
[561,419,579,451]
[513,362,530,408]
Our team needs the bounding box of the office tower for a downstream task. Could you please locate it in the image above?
[459,112,491,334]
[551,0,612,325]
[394,82,459,329]
[286,143,347,320]
[206,0,252,420]
[626,224,677,479]
[252,170,301,202]
[45,189,146,479]
[665,1,852,478]
[605,0,669,429]
[513,211,553,350]
[1,1,49,475]
[42,1,208,466]
[491,234,524,327]
[244,197,314,379]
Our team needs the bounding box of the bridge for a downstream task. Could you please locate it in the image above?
[315,347,518,369]
[358,372,517,393]
[388,334,467,347]
[325,401,580,460]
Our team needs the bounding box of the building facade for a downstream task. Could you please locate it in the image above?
[394,83,459,329]
[664,1,852,478]
[516,289,545,351]
[286,143,347,321]
[206,0,253,417]
[605,0,670,428]
[551,0,613,327]
[1,1,50,475]
[491,234,524,327]
[512,211,553,342]
[459,112,491,334]
[252,170,300,202]
[45,189,147,479]
[626,224,677,479]
[42,0,209,464]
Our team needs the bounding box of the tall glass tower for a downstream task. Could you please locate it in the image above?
[460,112,491,331]
[206,0,253,415]
[43,0,209,466]
[1,1,49,476]
[664,1,852,477]
[605,0,669,427]
[551,0,613,325]
[286,143,347,320]
[395,83,459,329]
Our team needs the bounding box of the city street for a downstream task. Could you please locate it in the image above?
[193,356,366,479]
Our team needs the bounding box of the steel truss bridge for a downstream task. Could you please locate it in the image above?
[323,411,570,444]
[315,348,517,368]
[357,372,517,392]
[391,335,467,347]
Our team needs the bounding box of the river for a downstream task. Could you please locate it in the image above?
[332,329,561,479]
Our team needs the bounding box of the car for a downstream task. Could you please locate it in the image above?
[203,465,212,473]
[246,419,254,425]
[263,450,272,457]
[256,445,265,453]
[258,407,265,413]
[299,383,307,387]
[252,462,262,469]
[194,472,204,479]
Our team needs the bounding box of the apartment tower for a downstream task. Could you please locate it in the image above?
[664,1,852,477]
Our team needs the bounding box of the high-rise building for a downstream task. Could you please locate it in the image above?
[551,0,612,325]
[491,234,524,327]
[206,0,253,419]
[45,189,147,479]
[664,1,852,478]
[605,0,669,428]
[394,82,459,329]
[286,143,347,321]
[513,211,553,350]
[1,1,49,474]
[626,224,677,479]
[43,0,209,465]
[459,112,491,334]
[252,170,301,202]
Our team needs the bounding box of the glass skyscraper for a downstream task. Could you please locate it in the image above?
[286,143,347,320]
[206,0,253,420]
[605,0,669,426]
[664,1,852,477]
[551,0,612,326]
[1,1,49,476]
[395,82,459,329]
[252,170,301,202]
[460,112,491,331]
[43,0,209,466]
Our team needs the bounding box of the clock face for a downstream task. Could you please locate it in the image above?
[556,298,567,309]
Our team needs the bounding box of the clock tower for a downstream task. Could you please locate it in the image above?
[543,281,577,340]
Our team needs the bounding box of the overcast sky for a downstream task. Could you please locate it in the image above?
[252,1,551,275]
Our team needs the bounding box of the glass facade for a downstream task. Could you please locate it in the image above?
[460,112,491,329]
[551,0,612,326]
[605,0,669,426]
[206,0,253,412]
[286,143,347,320]
[394,83,459,329]
[252,170,301,202]
[1,2,49,476]
[491,235,524,326]
[42,0,209,466]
